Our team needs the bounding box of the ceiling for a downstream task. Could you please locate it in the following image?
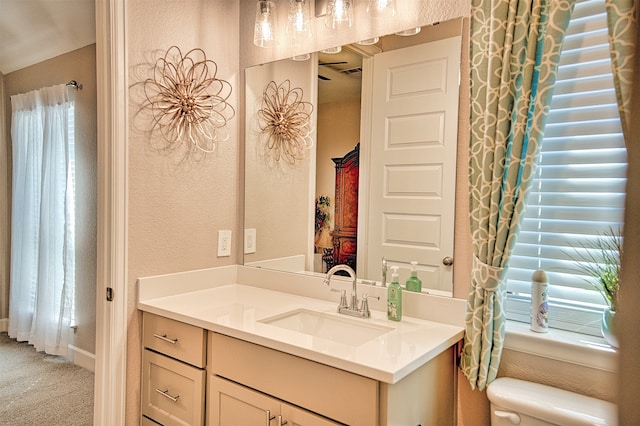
[0,0,357,104]
[0,0,383,105]
[317,47,363,105]
[0,0,95,75]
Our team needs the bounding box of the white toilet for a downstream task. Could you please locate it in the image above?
[487,377,617,425]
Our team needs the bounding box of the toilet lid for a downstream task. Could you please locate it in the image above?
[487,378,617,426]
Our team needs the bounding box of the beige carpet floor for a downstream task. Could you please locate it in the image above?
[0,332,94,425]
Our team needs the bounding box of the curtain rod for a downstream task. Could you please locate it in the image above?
[66,80,83,90]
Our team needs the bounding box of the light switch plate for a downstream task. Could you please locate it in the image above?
[217,230,232,257]
[244,228,256,254]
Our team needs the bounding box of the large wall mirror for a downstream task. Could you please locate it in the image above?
[244,18,464,297]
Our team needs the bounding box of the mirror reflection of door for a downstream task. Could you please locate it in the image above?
[315,36,461,293]
[365,37,461,294]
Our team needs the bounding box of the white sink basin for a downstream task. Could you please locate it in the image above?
[260,309,393,346]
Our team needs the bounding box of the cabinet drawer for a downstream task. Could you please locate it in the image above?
[142,349,205,426]
[209,332,377,426]
[208,375,342,426]
[144,312,206,368]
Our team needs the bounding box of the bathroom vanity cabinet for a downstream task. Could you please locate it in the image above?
[208,332,456,426]
[141,311,456,426]
[208,332,376,425]
[141,313,207,426]
[137,272,464,426]
[207,333,455,426]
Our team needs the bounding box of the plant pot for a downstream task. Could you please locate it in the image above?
[601,307,618,348]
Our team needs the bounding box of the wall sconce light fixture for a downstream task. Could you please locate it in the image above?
[325,0,353,30]
[254,0,278,47]
[287,0,312,43]
[396,27,422,36]
[292,53,311,61]
[356,37,379,45]
[367,0,396,18]
[321,46,342,54]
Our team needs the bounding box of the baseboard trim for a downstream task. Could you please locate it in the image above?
[68,344,96,372]
[0,318,7,333]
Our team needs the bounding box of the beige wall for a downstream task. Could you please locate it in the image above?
[125,2,240,423]
[1,45,97,354]
[618,24,640,421]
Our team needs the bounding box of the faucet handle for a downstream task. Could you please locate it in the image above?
[361,294,380,318]
[330,288,348,309]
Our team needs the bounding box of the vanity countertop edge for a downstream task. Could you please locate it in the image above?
[137,265,465,384]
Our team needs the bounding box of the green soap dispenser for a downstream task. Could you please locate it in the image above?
[405,261,422,293]
[387,266,403,321]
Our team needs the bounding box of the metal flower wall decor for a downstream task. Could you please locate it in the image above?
[139,46,235,159]
[257,80,314,166]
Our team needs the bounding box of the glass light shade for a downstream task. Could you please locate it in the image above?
[287,0,312,40]
[366,0,396,19]
[291,53,311,61]
[325,0,353,30]
[395,27,422,36]
[356,37,379,45]
[254,1,278,48]
[320,46,342,54]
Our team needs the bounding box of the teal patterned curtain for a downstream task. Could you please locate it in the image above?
[605,0,636,143]
[460,0,575,390]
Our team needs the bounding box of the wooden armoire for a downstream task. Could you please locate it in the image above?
[331,144,359,272]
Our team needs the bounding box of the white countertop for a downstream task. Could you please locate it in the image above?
[138,266,465,384]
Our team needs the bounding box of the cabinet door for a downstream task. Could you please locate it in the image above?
[208,375,277,426]
[281,404,342,426]
[208,376,342,426]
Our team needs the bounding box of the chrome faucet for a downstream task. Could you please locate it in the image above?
[324,264,376,318]
[381,257,388,287]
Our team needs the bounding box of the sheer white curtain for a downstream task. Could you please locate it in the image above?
[9,84,76,356]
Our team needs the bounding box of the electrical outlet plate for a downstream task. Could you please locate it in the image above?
[218,230,232,257]
[244,228,256,254]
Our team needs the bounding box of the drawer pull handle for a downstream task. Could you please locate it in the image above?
[278,415,288,426]
[153,333,178,344]
[266,410,275,425]
[155,388,180,402]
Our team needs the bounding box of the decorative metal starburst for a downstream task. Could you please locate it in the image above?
[139,46,235,159]
[257,80,314,166]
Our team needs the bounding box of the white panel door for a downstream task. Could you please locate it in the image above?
[366,37,461,292]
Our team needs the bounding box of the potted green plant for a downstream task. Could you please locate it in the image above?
[573,227,622,347]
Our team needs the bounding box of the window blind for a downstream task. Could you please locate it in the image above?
[505,0,627,336]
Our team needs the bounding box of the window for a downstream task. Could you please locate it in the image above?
[65,100,77,326]
[505,0,627,337]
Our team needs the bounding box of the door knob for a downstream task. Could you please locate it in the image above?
[442,256,454,266]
